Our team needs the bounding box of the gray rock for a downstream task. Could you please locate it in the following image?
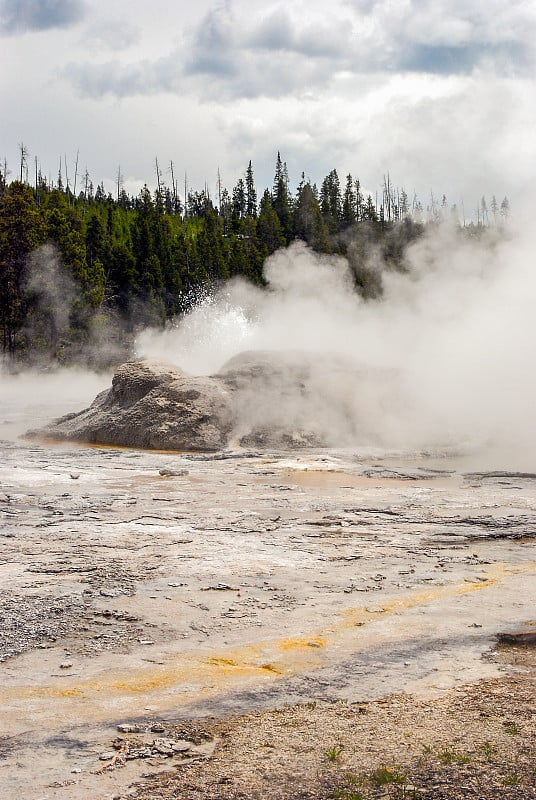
[29,359,233,452]
[497,629,536,646]
[218,350,389,449]
[150,723,166,733]
[153,737,175,756]
[117,723,143,733]
[28,352,385,452]
[158,468,189,477]
[171,740,192,752]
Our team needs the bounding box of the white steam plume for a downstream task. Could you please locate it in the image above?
[136,220,536,457]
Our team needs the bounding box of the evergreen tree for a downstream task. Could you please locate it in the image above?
[320,169,342,233]
[0,182,46,354]
[43,189,92,295]
[85,213,109,271]
[342,174,357,227]
[490,195,498,223]
[362,194,379,222]
[399,189,409,219]
[293,179,329,250]
[219,187,232,235]
[245,160,257,218]
[271,153,293,243]
[257,189,285,255]
[480,196,488,226]
[232,178,246,225]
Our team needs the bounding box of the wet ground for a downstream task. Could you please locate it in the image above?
[0,381,535,799]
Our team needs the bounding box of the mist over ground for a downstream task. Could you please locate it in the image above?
[137,220,536,457]
[0,370,110,441]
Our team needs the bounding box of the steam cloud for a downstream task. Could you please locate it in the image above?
[26,244,78,352]
[137,221,536,458]
[0,369,109,441]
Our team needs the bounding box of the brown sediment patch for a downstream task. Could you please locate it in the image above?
[130,647,536,800]
[25,435,200,457]
[268,468,435,489]
[255,466,461,492]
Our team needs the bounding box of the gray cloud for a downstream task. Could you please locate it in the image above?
[83,19,140,52]
[179,0,535,94]
[63,0,534,101]
[399,42,530,75]
[247,8,350,58]
[346,0,535,72]
[0,0,86,34]
[183,2,237,77]
[66,55,182,98]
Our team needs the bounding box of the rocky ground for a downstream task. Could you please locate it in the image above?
[0,422,535,799]
[128,646,536,800]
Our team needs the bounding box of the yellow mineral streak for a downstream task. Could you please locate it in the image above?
[4,562,535,710]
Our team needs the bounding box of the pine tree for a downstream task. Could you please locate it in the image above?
[257,189,285,255]
[219,187,232,235]
[293,180,329,250]
[342,174,357,227]
[500,196,510,222]
[245,160,257,218]
[0,181,45,354]
[320,169,342,233]
[271,153,293,243]
[232,178,246,224]
[490,195,498,223]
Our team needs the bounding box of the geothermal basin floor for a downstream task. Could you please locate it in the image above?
[0,438,535,798]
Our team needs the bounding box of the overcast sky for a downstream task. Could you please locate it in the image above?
[1,0,534,210]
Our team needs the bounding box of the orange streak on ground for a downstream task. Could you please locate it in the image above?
[4,563,535,710]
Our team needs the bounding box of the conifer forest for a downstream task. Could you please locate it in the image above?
[0,150,509,365]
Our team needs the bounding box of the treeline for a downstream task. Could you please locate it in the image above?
[0,151,508,364]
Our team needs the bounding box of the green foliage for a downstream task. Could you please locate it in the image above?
[480,741,496,760]
[0,181,46,354]
[332,789,363,800]
[272,152,293,243]
[438,749,470,765]
[370,766,406,785]
[331,772,364,799]
[320,169,342,234]
[294,179,330,250]
[257,190,285,255]
[502,772,519,785]
[325,744,344,762]
[504,722,521,736]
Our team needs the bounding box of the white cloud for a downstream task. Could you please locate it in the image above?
[82,18,140,52]
[1,0,534,208]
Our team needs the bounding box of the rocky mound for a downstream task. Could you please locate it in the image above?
[31,359,233,451]
[30,352,384,451]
